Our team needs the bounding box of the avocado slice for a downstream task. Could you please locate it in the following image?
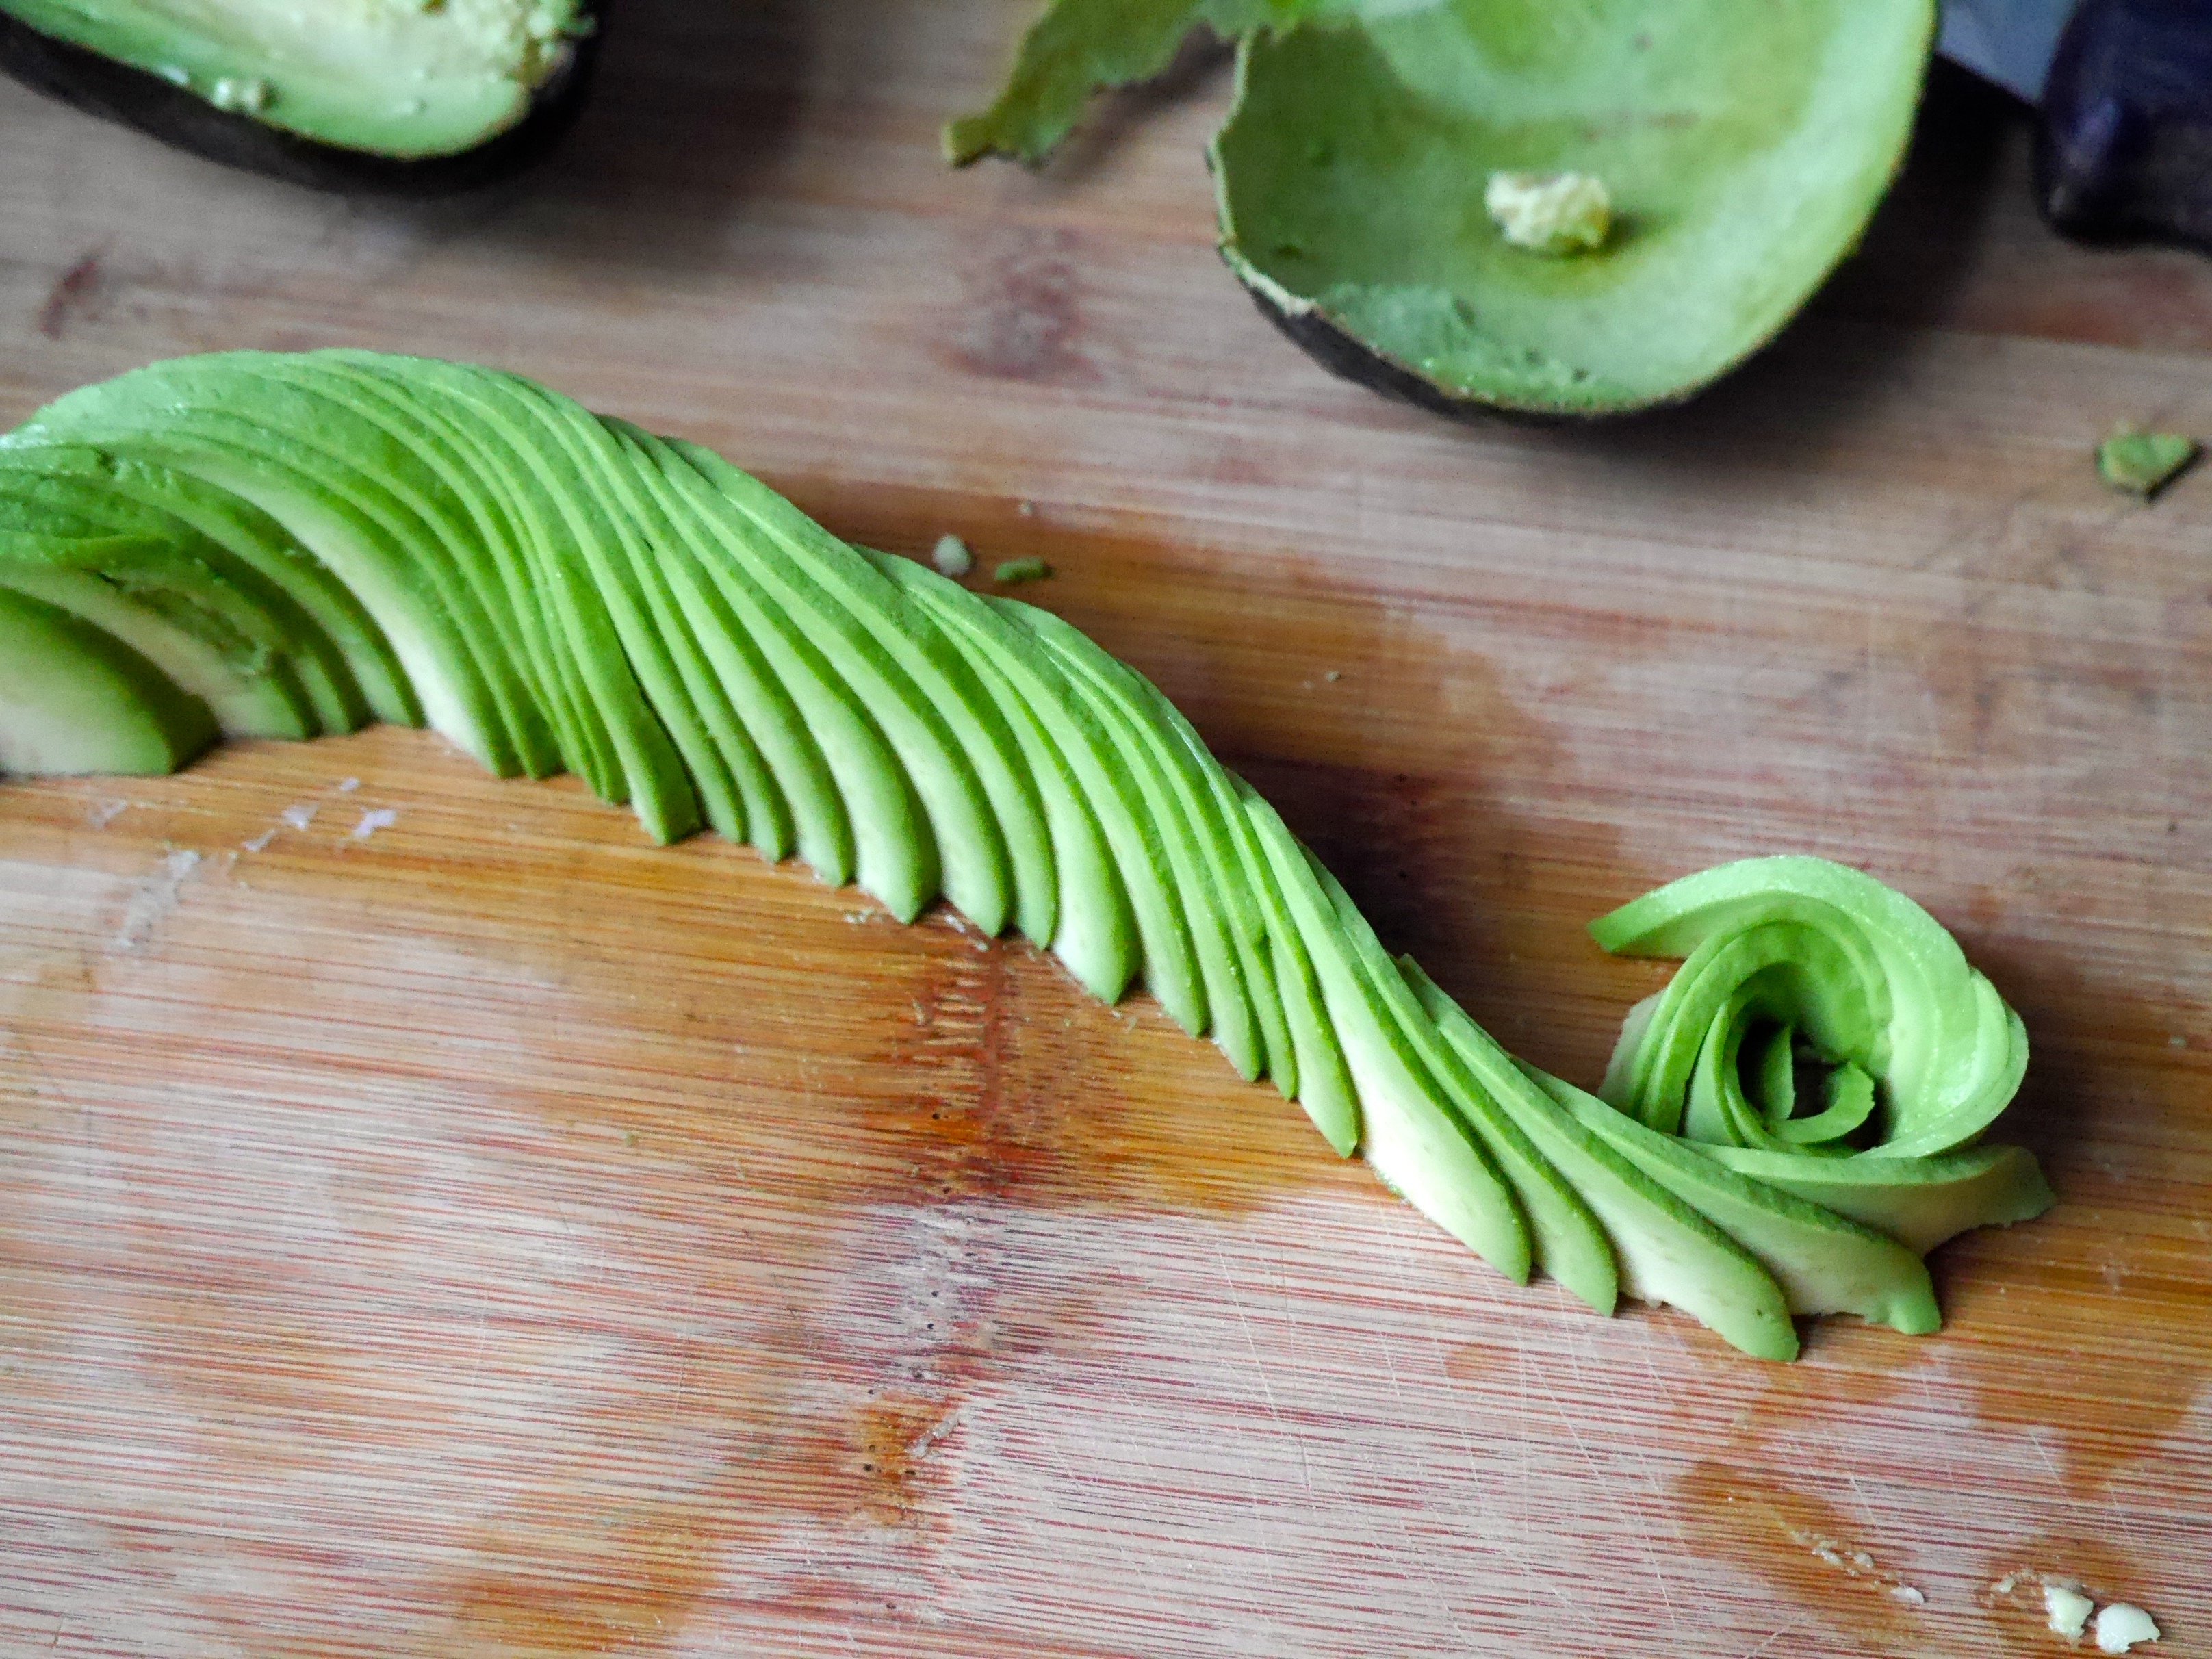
[1018,606,1268,1081]
[0,584,216,774]
[1522,1064,1940,1335]
[877,578,1208,1035]
[342,359,712,844]
[0,533,320,741]
[1225,776,1359,1153]
[955,0,1934,417]
[0,0,598,190]
[639,438,935,917]
[272,353,622,803]
[1697,1142,2055,1257]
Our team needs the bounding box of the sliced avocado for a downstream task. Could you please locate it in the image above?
[1593,856,2029,1157]
[606,424,854,883]
[867,550,1142,1005]
[1525,1065,1940,1335]
[1112,670,1300,1093]
[1019,608,1266,1081]
[12,357,539,780]
[0,585,215,775]
[1212,1,1936,416]
[1243,791,1530,1283]
[0,0,598,189]
[1226,775,1360,1153]
[370,361,711,845]
[1698,1142,2055,1257]
[0,348,2055,1363]
[877,580,1207,1034]
[0,447,372,741]
[1404,965,1797,1361]
[308,352,632,807]
[0,535,320,741]
[664,441,1044,944]
[636,435,931,914]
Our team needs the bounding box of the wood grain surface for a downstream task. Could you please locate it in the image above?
[3,6,2210,1656]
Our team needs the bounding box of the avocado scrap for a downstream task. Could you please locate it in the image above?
[0,350,2053,1359]
[993,555,1052,584]
[2096,424,2200,498]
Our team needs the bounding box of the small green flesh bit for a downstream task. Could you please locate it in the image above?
[0,350,2050,1360]
[993,556,1052,584]
[2096,424,2200,498]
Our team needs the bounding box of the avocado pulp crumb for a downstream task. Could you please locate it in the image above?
[930,534,975,578]
[1484,171,1613,255]
[2096,424,2200,498]
[0,350,2053,1362]
[2046,1584,2095,1637]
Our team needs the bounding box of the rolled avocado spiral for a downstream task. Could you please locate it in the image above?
[0,351,2053,1359]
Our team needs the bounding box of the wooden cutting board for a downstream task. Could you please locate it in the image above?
[3,5,2209,1655]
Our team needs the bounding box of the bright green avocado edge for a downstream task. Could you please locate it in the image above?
[0,350,2053,1359]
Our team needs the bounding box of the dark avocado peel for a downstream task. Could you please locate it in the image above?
[0,350,2051,1359]
[0,0,597,190]
[952,0,1937,417]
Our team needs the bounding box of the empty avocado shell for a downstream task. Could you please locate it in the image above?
[955,0,1937,417]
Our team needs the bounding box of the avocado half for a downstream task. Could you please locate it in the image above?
[1211,1,1936,417]
[0,0,599,192]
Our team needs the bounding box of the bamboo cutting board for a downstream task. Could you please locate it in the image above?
[3,4,2210,1655]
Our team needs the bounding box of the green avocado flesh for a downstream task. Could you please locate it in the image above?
[1,0,584,157]
[0,350,2051,1358]
[953,0,1933,415]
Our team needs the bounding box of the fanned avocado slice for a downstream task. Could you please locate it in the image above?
[1244,791,1529,1282]
[12,357,540,779]
[1405,964,1797,1360]
[605,424,856,882]
[665,441,1043,945]
[0,585,215,775]
[1019,606,1268,1081]
[868,550,1142,1007]
[639,435,932,915]
[0,0,598,190]
[0,448,372,740]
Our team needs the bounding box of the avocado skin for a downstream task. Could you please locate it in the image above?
[0,7,600,193]
[1235,279,1705,428]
